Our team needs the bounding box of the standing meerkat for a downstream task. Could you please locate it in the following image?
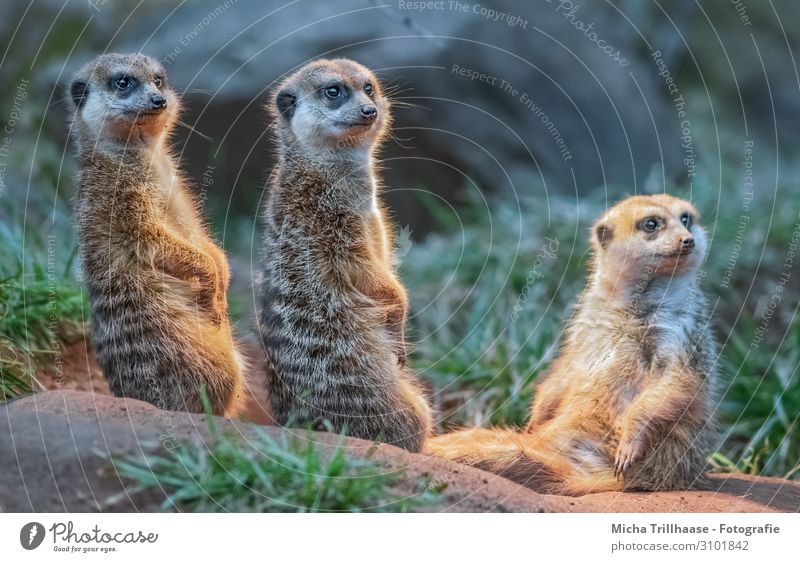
[256,58,432,452]
[68,53,244,416]
[426,195,718,494]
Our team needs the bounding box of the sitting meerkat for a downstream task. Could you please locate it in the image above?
[426,194,718,494]
[68,53,244,416]
[256,58,432,452]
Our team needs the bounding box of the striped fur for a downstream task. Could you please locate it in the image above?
[256,59,432,451]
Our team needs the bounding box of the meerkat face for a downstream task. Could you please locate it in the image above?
[272,58,389,154]
[69,53,178,145]
[592,194,707,279]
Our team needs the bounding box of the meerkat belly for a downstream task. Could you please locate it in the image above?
[87,269,236,383]
[560,354,644,419]
[543,360,649,459]
[266,281,387,367]
[259,261,400,418]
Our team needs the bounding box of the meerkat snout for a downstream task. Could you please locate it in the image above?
[149,92,168,110]
[360,103,377,119]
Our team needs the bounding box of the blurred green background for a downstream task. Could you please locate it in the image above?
[1,0,798,480]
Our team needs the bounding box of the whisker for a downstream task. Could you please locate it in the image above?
[181,88,215,96]
[389,99,422,110]
[176,119,213,142]
[386,131,415,151]
[51,97,77,111]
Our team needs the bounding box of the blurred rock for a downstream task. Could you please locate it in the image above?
[2,0,798,232]
[115,0,685,219]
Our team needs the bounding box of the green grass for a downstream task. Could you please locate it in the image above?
[715,314,800,479]
[0,198,87,399]
[113,399,434,512]
[0,260,85,352]
[0,339,31,399]
[0,262,87,399]
[404,189,589,428]
[412,275,562,427]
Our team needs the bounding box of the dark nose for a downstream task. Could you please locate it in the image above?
[150,94,167,110]
[681,237,695,248]
[360,104,377,120]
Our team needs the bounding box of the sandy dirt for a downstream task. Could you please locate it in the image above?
[36,340,273,425]
[7,344,798,512]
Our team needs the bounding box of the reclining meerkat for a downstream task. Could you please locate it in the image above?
[426,194,718,494]
[69,53,244,416]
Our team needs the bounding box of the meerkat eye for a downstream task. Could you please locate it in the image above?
[680,212,693,229]
[324,85,341,99]
[153,76,163,88]
[113,76,134,90]
[640,217,660,233]
[364,83,373,95]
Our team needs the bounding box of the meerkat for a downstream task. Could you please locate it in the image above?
[426,194,718,494]
[256,58,432,452]
[68,53,244,416]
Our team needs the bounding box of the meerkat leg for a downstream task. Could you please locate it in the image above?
[613,369,697,477]
[527,360,572,430]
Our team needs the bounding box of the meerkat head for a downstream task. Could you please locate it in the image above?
[591,194,707,284]
[270,58,389,157]
[68,53,179,147]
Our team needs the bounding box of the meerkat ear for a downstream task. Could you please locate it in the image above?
[275,89,296,120]
[70,80,88,108]
[594,223,613,249]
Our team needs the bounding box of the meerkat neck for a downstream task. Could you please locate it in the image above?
[77,132,177,198]
[280,144,379,213]
[76,127,170,159]
[586,267,699,319]
[282,140,373,171]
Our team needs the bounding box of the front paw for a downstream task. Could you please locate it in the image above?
[614,433,646,479]
[215,291,229,315]
[194,294,222,325]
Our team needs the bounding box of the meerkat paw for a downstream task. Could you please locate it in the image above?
[199,301,223,326]
[613,434,646,478]
[205,301,224,325]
